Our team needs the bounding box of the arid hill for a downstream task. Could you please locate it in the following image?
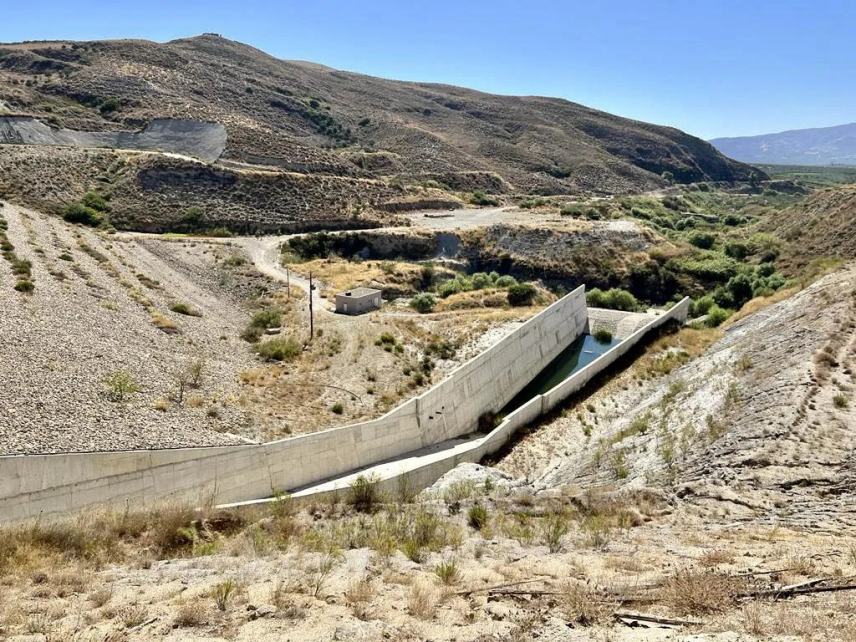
[763,184,856,270]
[0,34,757,196]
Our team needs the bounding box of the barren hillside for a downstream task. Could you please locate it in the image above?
[0,35,757,197]
[499,263,856,529]
[764,185,856,270]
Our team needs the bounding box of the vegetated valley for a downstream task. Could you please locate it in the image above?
[0,34,855,642]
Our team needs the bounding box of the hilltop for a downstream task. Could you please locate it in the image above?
[0,34,756,201]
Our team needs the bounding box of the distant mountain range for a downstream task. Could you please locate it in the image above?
[711,122,856,166]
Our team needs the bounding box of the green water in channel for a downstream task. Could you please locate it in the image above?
[501,333,619,415]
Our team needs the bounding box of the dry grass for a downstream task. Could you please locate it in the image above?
[174,599,207,627]
[561,582,616,626]
[344,577,375,620]
[150,311,178,333]
[407,581,438,619]
[659,570,744,615]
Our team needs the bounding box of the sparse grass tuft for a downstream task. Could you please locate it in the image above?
[433,558,461,585]
[467,504,489,530]
[212,578,238,611]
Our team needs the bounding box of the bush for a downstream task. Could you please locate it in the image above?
[331,402,344,414]
[170,302,201,317]
[705,305,731,328]
[507,283,537,306]
[63,203,103,227]
[688,231,715,249]
[255,337,301,362]
[13,279,34,292]
[470,191,499,206]
[104,370,140,401]
[98,97,120,114]
[691,295,715,317]
[434,559,461,585]
[593,329,613,344]
[348,475,381,513]
[494,275,517,287]
[410,293,436,313]
[726,273,754,307]
[82,191,110,212]
[724,241,749,259]
[251,307,282,329]
[470,272,493,290]
[586,287,639,311]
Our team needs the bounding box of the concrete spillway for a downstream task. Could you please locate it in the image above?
[0,292,689,521]
[0,116,227,163]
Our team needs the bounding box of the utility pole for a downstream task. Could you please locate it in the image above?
[308,271,314,342]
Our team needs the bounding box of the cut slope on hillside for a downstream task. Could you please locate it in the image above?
[0,35,758,195]
[499,263,856,529]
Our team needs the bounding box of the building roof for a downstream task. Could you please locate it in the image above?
[337,287,382,298]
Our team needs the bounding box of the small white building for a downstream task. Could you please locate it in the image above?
[335,287,382,315]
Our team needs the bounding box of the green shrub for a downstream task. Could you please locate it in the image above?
[726,273,754,307]
[688,231,715,249]
[704,305,731,328]
[13,279,34,293]
[494,275,517,287]
[104,370,139,401]
[470,191,498,206]
[724,241,749,259]
[255,337,301,362]
[170,302,201,317]
[251,307,282,329]
[82,191,110,212]
[593,329,613,344]
[331,402,344,414]
[410,293,436,313]
[63,203,103,227]
[507,283,537,307]
[348,475,381,513]
[541,514,570,553]
[98,97,120,114]
[470,272,493,290]
[586,287,639,311]
[690,295,715,317]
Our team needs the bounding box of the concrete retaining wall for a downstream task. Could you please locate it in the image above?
[0,287,588,521]
[284,298,691,503]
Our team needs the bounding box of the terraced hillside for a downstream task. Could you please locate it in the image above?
[0,35,758,197]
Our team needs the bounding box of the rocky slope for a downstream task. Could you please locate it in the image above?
[499,263,856,529]
[0,35,758,196]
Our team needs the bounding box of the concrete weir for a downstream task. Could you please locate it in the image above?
[0,289,689,521]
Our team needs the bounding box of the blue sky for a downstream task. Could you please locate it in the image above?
[2,1,853,139]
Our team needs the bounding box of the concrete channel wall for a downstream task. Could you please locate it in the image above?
[0,287,588,522]
[289,297,692,502]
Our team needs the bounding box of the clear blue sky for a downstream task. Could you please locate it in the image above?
[2,0,853,139]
